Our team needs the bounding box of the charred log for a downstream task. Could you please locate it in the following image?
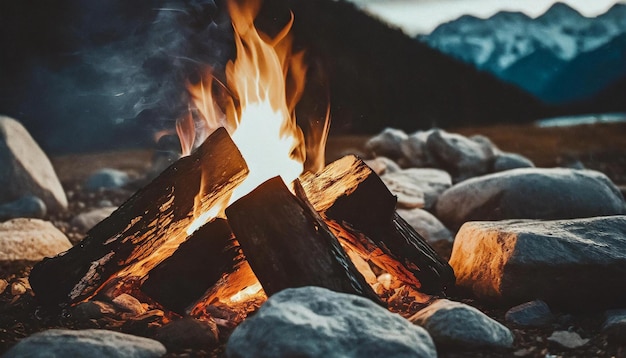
[30,128,248,308]
[300,155,455,295]
[141,218,243,314]
[225,176,381,304]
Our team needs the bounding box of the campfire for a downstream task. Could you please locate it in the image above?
[28,0,454,329]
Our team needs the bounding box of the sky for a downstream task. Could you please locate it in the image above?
[346,0,626,35]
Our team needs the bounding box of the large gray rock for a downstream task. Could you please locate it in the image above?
[409,299,513,349]
[435,167,625,230]
[397,208,454,243]
[364,128,408,161]
[382,168,452,210]
[0,218,72,262]
[0,195,47,221]
[449,216,626,310]
[399,129,436,168]
[426,130,496,182]
[602,309,626,343]
[3,329,166,358]
[226,286,436,358]
[0,116,67,211]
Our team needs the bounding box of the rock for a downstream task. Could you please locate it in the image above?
[364,157,401,175]
[0,279,7,294]
[71,207,117,231]
[397,208,454,243]
[505,300,554,327]
[72,301,116,321]
[409,299,513,350]
[602,309,626,343]
[226,286,436,358]
[547,331,589,349]
[154,317,219,351]
[112,293,146,315]
[493,152,534,172]
[382,168,451,210]
[0,116,67,212]
[0,195,47,221]
[449,216,626,310]
[11,281,28,296]
[426,129,496,182]
[399,129,436,167]
[435,168,625,230]
[85,168,130,190]
[3,329,166,358]
[380,176,425,209]
[364,128,408,161]
[0,218,72,262]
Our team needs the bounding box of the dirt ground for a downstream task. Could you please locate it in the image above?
[1,122,625,357]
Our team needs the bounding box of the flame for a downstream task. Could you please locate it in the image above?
[184,0,324,234]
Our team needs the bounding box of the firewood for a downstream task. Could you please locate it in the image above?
[225,176,381,303]
[140,218,242,314]
[300,155,455,295]
[30,128,249,308]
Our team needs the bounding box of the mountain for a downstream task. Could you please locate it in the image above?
[285,0,548,133]
[420,2,626,105]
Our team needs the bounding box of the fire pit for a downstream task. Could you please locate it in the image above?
[28,0,453,334]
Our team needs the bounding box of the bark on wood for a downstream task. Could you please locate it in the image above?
[300,155,455,295]
[29,128,248,307]
[225,176,381,304]
[140,218,242,314]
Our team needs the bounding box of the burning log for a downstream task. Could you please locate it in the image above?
[140,218,242,314]
[300,155,455,295]
[225,176,381,303]
[29,128,248,308]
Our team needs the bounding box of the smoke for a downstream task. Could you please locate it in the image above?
[0,0,235,153]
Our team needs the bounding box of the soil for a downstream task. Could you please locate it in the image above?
[1,122,625,357]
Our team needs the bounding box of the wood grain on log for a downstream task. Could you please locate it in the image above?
[30,128,248,307]
[300,155,455,295]
[225,176,381,303]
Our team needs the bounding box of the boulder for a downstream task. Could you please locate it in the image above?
[71,207,117,232]
[226,286,436,358]
[0,116,67,211]
[505,300,554,327]
[397,208,453,243]
[0,195,47,221]
[364,157,401,175]
[0,218,72,262]
[3,329,166,358]
[426,129,496,182]
[435,168,625,230]
[493,152,534,172]
[85,168,130,190]
[364,128,408,161]
[409,299,513,349]
[449,216,626,310]
[382,168,451,210]
[399,129,436,167]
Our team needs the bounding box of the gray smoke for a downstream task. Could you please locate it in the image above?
[6,0,235,153]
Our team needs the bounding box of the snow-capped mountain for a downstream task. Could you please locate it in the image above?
[419,2,626,104]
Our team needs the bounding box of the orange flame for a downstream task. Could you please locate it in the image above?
[185,0,328,234]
